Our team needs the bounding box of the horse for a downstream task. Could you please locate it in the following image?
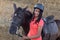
[9,3,32,36]
[9,3,60,40]
[55,20,60,40]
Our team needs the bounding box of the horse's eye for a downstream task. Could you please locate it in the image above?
[14,14,17,16]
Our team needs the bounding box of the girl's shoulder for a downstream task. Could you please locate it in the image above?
[38,18,44,27]
[39,18,44,23]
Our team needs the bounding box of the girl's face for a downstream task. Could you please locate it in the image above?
[34,9,40,17]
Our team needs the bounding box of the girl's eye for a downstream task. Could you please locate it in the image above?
[35,9,40,12]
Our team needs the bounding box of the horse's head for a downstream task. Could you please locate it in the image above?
[9,3,32,35]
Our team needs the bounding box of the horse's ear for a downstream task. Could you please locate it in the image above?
[13,3,17,11]
[23,6,28,11]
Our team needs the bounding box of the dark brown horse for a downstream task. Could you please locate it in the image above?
[9,3,32,36]
[9,3,60,40]
[55,20,60,40]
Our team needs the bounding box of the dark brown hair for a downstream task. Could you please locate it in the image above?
[31,8,43,23]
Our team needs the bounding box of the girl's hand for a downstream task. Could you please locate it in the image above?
[23,36,30,39]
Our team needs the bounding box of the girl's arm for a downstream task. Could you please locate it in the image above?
[22,26,43,39]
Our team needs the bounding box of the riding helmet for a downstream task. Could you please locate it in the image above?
[34,3,44,12]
